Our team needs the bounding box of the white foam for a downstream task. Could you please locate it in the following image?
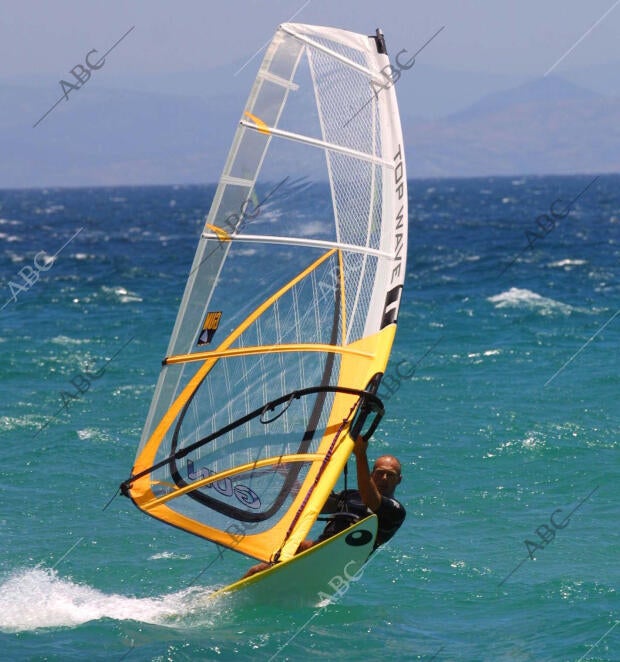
[6,251,25,264]
[488,287,575,314]
[298,220,330,237]
[50,335,89,346]
[76,428,115,443]
[149,552,192,561]
[0,232,21,242]
[548,259,587,268]
[0,415,37,432]
[31,205,64,215]
[0,568,217,632]
[101,286,143,303]
[466,349,501,362]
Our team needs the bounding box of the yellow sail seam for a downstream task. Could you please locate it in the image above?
[337,249,346,339]
[163,342,373,365]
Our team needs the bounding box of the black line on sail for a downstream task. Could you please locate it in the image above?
[120,386,382,494]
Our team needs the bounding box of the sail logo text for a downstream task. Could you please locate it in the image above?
[391,144,405,285]
[187,460,261,509]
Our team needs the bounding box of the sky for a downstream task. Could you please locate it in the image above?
[2,0,619,83]
[1,0,619,187]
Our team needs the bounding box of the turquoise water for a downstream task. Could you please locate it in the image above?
[0,176,618,660]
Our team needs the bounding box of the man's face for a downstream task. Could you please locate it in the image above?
[371,457,402,496]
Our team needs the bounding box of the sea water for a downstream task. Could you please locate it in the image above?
[0,176,618,660]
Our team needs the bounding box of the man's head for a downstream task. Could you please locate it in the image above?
[371,455,402,497]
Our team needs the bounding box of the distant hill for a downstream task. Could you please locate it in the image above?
[0,72,617,188]
[407,76,620,178]
[561,59,620,98]
[448,75,601,120]
[0,83,242,188]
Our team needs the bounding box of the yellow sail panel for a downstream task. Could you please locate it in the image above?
[127,384,368,561]
[124,249,354,557]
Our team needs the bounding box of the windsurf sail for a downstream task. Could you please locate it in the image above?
[121,23,408,565]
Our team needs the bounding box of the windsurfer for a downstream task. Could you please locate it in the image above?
[313,435,405,548]
[243,436,405,577]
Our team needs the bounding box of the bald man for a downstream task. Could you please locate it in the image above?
[243,437,405,577]
[311,435,406,549]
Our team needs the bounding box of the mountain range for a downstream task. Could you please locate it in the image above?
[1,63,618,188]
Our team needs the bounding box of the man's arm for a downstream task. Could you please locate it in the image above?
[352,435,381,512]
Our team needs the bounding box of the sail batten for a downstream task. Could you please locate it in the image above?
[239,119,394,166]
[279,24,385,82]
[219,175,255,187]
[124,22,408,566]
[257,69,300,90]
[199,232,393,258]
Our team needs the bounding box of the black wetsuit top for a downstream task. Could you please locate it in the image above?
[316,489,406,548]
